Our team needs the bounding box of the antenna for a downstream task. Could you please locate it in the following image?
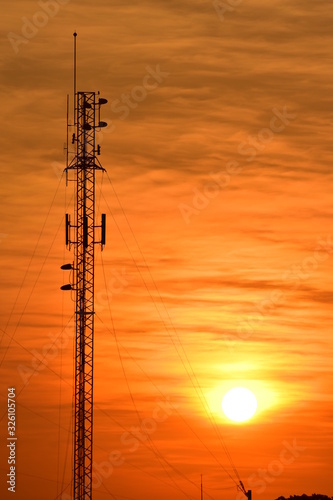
[201,474,203,500]
[61,34,108,500]
[238,481,253,500]
[73,32,77,125]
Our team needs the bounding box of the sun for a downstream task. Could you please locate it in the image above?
[222,387,257,423]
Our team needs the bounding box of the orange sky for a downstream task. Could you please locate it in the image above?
[1,1,333,499]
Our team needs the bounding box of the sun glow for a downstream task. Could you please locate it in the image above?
[222,387,257,423]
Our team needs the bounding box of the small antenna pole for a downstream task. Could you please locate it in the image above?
[201,474,203,500]
[73,31,77,125]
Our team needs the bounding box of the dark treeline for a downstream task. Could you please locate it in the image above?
[276,495,333,500]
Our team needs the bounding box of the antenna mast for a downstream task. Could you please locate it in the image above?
[74,31,77,124]
[61,32,108,500]
[238,481,252,500]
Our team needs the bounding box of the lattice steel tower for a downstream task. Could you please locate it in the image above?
[61,32,107,500]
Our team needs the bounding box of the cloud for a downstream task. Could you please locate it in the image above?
[1,1,333,498]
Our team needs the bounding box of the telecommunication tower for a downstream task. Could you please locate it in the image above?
[59,33,253,500]
[61,32,108,500]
